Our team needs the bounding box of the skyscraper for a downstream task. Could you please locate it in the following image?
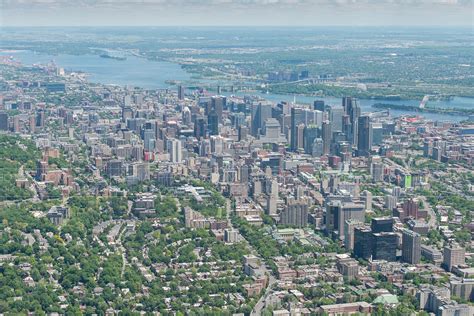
[372,232,398,261]
[0,112,8,130]
[322,120,332,155]
[402,229,421,264]
[168,139,182,163]
[371,217,393,233]
[357,115,372,157]
[329,105,344,133]
[290,107,305,151]
[354,226,373,260]
[304,125,319,155]
[178,85,185,100]
[251,102,272,136]
[208,110,219,136]
[313,100,325,112]
[211,96,226,123]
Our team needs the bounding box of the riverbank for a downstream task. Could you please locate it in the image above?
[373,103,474,117]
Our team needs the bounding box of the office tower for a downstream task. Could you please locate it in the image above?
[290,107,305,151]
[262,118,281,141]
[251,103,272,136]
[342,97,361,145]
[168,139,182,163]
[304,125,319,155]
[280,199,308,227]
[361,190,372,211]
[36,110,46,128]
[354,226,373,260]
[322,120,332,155]
[329,105,344,133]
[344,219,364,251]
[357,115,372,156]
[342,115,352,144]
[313,100,325,112]
[106,159,123,177]
[402,229,421,264]
[266,179,278,216]
[312,138,324,157]
[178,85,185,100]
[296,123,305,150]
[325,200,365,240]
[208,110,219,136]
[443,244,465,272]
[211,96,226,123]
[371,122,383,146]
[304,108,323,127]
[182,106,191,126]
[142,128,156,151]
[371,217,394,233]
[0,112,8,130]
[194,117,207,139]
[372,232,398,261]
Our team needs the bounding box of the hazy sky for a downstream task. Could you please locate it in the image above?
[1,0,473,27]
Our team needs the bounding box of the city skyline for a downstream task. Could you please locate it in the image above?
[1,0,473,27]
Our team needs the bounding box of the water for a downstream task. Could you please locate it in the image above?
[233,92,472,122]
[0,50,190,89]
[2,50,472,121]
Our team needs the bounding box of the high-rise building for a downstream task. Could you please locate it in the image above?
[372,232,398,261]
[357,115,372,157]
[326,200,365,240]
[266,179,278,216]
[208,110,219,136]
[371,217,394,233]
[178,85,185,100]
[211,96,226,123]
[313,100,325,112]
[304,125,319,155]
[194,117,207,139]
[322,120,332,155]
[168,139,182,163]
[251,103,272,136]
[280,199,308,227]
[361,190,372,211]
[354,226,373,260]
[290,107,305,151]
[36,110,46,128]
[443,244,465,272]
[371,122,384,146]
[403,198,419,219]
[0,112,8,130]
[402,229,421,264]
[329,105,344,133]
[344,219,364,251]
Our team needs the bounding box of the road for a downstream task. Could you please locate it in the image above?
[225,198,277,315]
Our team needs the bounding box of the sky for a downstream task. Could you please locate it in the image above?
[1,0,473,27]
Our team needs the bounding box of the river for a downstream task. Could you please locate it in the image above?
[2,50,472,122]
